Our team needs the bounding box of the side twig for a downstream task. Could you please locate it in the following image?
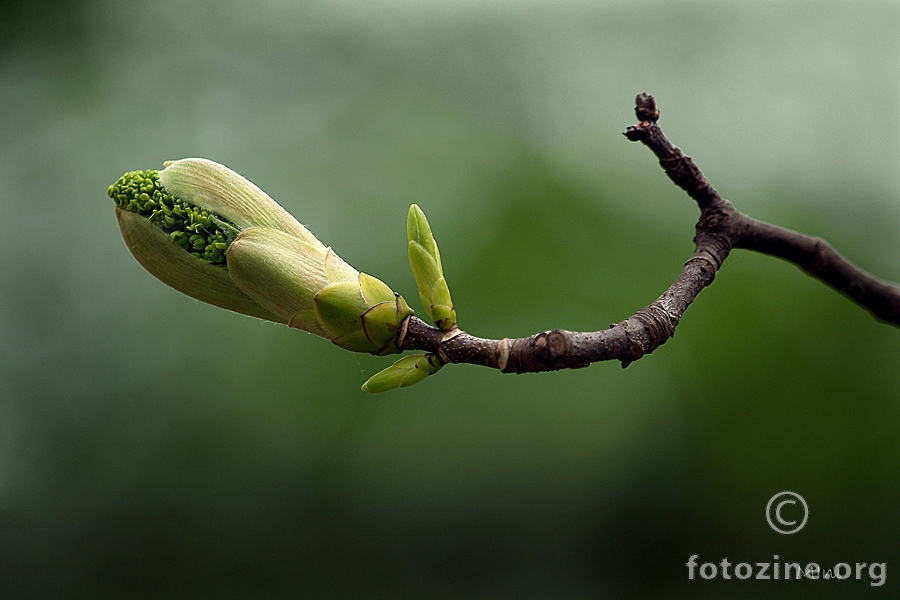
[398,93,900,373]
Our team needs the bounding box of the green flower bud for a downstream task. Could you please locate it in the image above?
[361,353,444,393]
[109,158,413,353]
[407,204,456,330]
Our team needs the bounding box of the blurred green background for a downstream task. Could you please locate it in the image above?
[2,0,899,597]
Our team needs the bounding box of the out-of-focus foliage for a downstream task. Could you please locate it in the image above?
[1,1,898,598]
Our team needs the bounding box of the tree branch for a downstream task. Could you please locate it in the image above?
[733,217,900,323]
[397,93,900,373]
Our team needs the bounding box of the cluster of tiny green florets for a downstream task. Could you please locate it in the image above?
[108,170,238,265]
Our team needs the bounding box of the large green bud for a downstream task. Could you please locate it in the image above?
[109,158,413,355]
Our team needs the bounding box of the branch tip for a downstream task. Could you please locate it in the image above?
[634,93,660,123]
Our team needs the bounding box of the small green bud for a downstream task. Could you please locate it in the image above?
[312,272,413,354]
[407,204,457,330]
[110,158,414,353]
[361,353,444,393]
[360,294,414,356]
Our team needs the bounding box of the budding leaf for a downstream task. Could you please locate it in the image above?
[361,353,444,393]
[407,204,457,330]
